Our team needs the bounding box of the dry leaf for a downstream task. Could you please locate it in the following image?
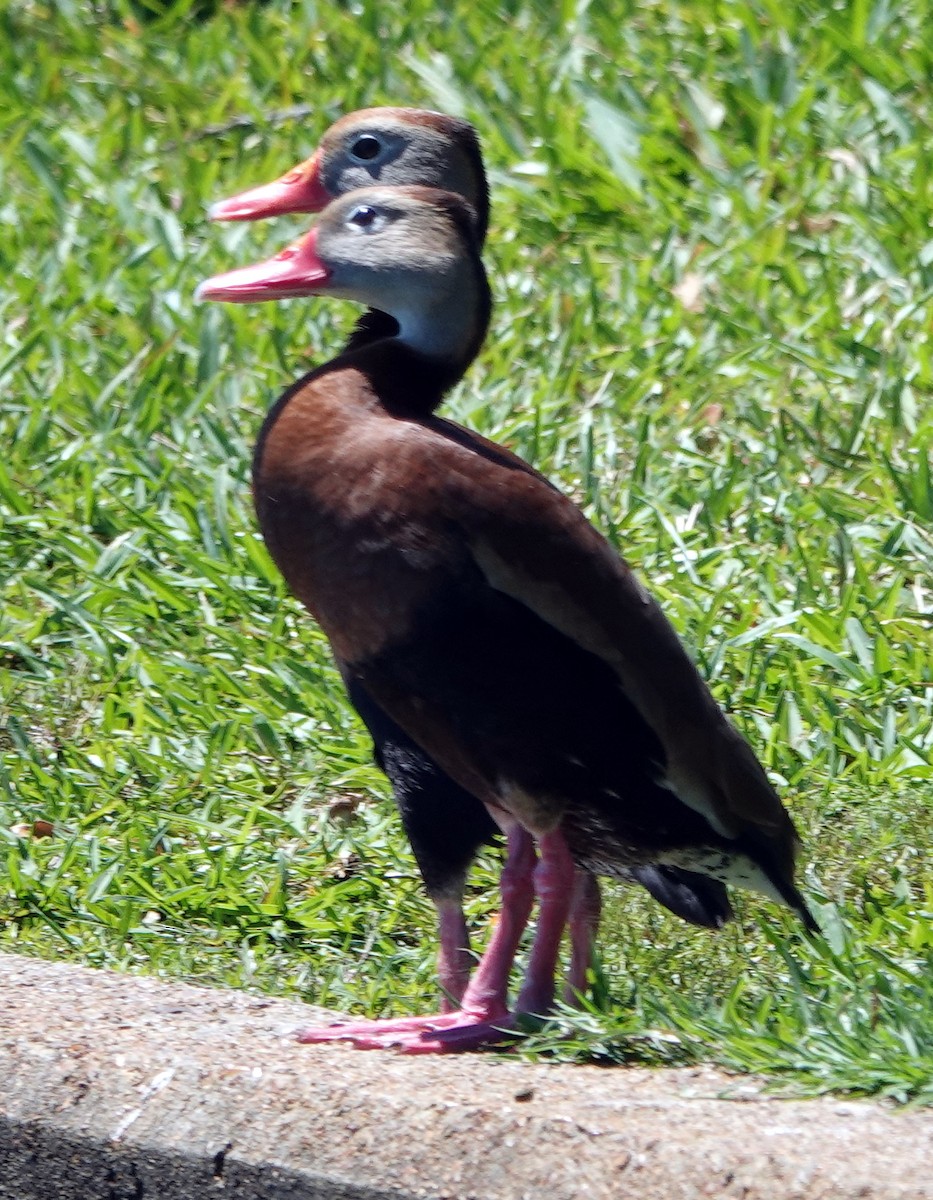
[802,214,839,235]
[10,820,55,839]
[672,272,705,313]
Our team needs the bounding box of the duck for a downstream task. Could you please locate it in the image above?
[210,109,495,1009]
[209,107,490,239]
[208,109,737,1009]
[198,185,816,1053]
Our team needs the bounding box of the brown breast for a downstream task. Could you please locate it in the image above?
[253,363,473,664]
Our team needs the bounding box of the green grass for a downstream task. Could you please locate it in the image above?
[1,0,931,1103]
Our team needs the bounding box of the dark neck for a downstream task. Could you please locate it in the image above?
[338,338,472,417]
[345,308,400,352]
[338,244,492,414]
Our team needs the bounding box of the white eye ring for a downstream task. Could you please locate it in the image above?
[347,205,384,231]
[349,134,382,161]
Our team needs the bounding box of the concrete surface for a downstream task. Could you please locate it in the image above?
[0,953,930,1200]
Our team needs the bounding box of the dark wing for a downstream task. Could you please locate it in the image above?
[429,418,802,881]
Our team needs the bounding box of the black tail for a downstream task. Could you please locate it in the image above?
[776,879,820,934]
[733,830,821,935]
[632,865,733,929]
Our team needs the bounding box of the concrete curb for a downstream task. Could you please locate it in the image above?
[1,953,930,1199]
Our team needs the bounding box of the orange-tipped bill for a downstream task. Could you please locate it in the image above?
[208,151,330,221]
[196,229,331,303]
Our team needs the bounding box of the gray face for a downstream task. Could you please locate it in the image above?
[315,190,460,283]
[319,120,481,217]
[312,187,483,363]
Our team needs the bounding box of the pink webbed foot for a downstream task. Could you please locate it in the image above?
[298,825,539,1054]
[296,1004,516,1054]
[296,827,578,1055]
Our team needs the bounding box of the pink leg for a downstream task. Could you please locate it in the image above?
[296,825,537,1052]
[563,870,601,1004]
[397,830,576,1051]
[436,899,472,1012]
[515,831,577,1015]
[455,824,535,1015]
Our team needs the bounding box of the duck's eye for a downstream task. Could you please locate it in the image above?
[350,134,382,161]
[348,205,379,229]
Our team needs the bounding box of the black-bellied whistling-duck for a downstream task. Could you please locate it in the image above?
[208,110,735,1010]
[211,109,496,1010]
[209,107,491,240]
[198,186,816,1053]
